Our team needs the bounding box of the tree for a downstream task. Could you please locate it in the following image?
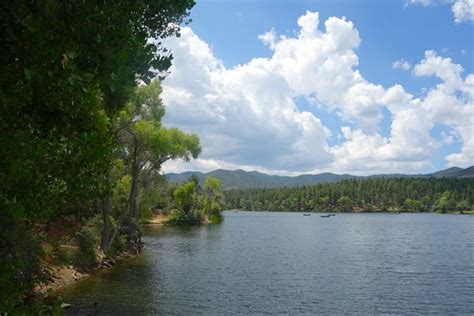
[174,182,197,214]
[404,198,422,212]
[203,177,224,222]
[0,1,195,311]
[223,178,474,214]
[434,192,456,213]
[104,81,201,252]
[116,81,200,219]
[337,196,352,212]
[456,200,470,212]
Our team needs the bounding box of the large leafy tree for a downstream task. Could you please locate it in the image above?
[119,81,201,219]
[104,81,200,252]
[0,1,195,311]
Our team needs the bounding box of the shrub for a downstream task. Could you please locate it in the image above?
[166,209,191,225]
[108,235,127,257]
[0,216,45,312]
[140,206,153,224]
[192,208,205,223]
[74,226,98,268]
[209,202,223,223]
[456,200,470,212]
[59,247,76,266]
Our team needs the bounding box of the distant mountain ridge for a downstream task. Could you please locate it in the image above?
[165,166,474,189]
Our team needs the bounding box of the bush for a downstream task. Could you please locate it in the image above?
[140,206,153,224]
[108,235,127,257]
[0,216,45,312]
[74,226,98,268]
[209,202,223,223]
[166,209,191,225]
[209,213,223,223]
[456,200,470,212]
[192,208,205,223]
[58,247,76,266]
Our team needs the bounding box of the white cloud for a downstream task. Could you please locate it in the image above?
[414,50,464,91]
[406,0,474,23]
[160,12,473,175]
[441,131,455,144]
[161,25,334,172]
[416,54,474,167]
[452,0,474,22]
[393,59,412,71]
[332,51,473,173]
[258,28,277,49]
[406,0,436,6]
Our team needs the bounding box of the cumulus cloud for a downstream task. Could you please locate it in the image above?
[160,11,473,175]
[452,0,474,23]
[161,25,334,173]
[414,52,474,167]
[331,51,473,173]
[393,59,412,71]
[406,0,474,23]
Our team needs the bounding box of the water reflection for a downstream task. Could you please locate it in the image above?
[61,212,474,315]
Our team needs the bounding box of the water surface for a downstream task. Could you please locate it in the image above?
[61,212,474,315]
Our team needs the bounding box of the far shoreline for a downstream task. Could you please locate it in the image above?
[226,209,474,215]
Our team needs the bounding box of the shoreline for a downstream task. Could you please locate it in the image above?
[228,209,474,215]
[38,251,138,294]
[39,209,472,293]
[40,212,199,295]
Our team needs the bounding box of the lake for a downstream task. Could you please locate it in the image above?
[60,212,474,315]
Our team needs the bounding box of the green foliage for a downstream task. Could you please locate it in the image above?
[173,182,197,213]
[209,202,224,223]
[434,191,457,213]
[0,0,196,310]
[337,196,352,211]
[165,176,224,225]
[75,227,98,268]
[224,178,474,213]
[203,176,223,215]
[0,215,45,313]
[404,198,423,212]
[74,215,102,267]
[456,199,470,211]
[58,247,76,266]
[166,209,191,225]
[108,235,127,257]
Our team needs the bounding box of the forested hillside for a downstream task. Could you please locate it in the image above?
[167,166,474,189]
[224,178,474,213]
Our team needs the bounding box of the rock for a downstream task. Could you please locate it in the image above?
[73,271,81,280]
[61,303,73,309]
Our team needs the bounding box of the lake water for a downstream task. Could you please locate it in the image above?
[60,212,474,315]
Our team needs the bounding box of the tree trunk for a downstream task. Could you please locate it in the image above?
[100,197,111,254]
[130,163,138,218]
[106,204,128,253]
[129,134,139,219]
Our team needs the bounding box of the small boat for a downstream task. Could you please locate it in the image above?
[328,213,336,216]
[320,214,331,218]
[303,213,311,216]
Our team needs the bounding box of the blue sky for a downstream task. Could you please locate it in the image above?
[189,0,472,86]
[161,0,473,175]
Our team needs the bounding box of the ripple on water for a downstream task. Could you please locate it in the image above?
[61,212,474,315]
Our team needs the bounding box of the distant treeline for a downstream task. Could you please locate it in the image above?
[224,178,474,213]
